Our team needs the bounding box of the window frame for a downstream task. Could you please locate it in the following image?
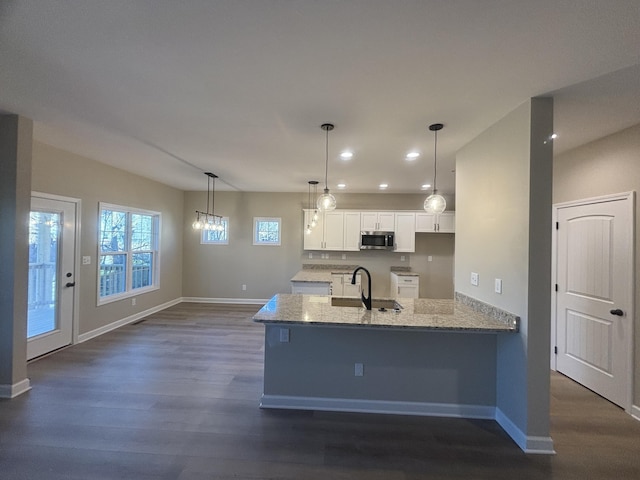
[253,217,281,246]
[97,202,161,306]
[200,217,230,245]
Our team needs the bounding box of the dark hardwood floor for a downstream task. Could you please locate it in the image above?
[1,303,639,479]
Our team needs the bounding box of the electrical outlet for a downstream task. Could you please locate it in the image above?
[132,298,136,306]
[428,255,433,262]
[309,252,313,259]
[495,278,503,294]
[242,284,247,291]
[342,253,346,260]
[470,272,479,286]
[400,255,405,261]
[279,328,289,343]
[82,256,91,265]
[354,363,364,377]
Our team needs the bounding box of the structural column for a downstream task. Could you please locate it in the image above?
[0,114,33,398]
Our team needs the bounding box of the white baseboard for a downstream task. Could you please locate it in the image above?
[495,408,555,454]
[0,378,31,398]
[260,394,496,420]
[77,298,182,343]
[631,404,640,421]
[182,296,268,305]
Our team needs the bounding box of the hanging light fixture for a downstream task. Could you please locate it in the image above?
[192,172,225,231]
[311,181,319,225]
[424,123,447,215]
[305,180,318,235]
[317,123,337,212]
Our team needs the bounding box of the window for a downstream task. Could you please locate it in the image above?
[201,217,229,245]
[98,203,160,304]
[253,217,281,246]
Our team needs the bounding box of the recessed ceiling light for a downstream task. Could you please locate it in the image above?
[340,151,353,160]
[379,183,388,189]
[406,151,420,160]
[421,184,431,190]
[337,183,346,189]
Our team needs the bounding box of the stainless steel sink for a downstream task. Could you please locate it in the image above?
[331,297,402,310]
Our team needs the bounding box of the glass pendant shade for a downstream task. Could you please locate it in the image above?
[424,193,446,215]
[317,188,336,212]
[424,123,446,215]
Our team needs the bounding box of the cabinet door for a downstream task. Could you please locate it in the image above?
[342,273,361,297]
[343,211,361,251]
[436,212,455,233]
[415,212,436,232]
[331,273,343,296]
[377,212,395,231]
[323,211,344,250]
[394,212,415,252]
[360,212,379,231]
[303,210,323,249]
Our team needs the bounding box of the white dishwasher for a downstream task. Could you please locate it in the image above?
[390,272,419,298]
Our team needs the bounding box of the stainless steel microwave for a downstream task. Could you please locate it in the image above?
[360,231,395,250]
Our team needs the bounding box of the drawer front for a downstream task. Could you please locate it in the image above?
[397,276,419,286]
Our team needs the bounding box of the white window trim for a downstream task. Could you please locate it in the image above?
[97,202,161,306]
[253,217,281,246]
[200,217,229,245]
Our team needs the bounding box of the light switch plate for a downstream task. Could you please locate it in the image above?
[495,278,502,294]
[279,328,290,343]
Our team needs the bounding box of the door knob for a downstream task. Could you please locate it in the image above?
[65,282,76,288]
[610,309,624,316]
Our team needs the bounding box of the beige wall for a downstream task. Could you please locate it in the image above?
[456,98,554,446]
[183,191,455,300]
[554,123,640,406]
[31,142,184,335]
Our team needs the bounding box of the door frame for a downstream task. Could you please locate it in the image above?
[30,191,82,348]
[551,191,635,412]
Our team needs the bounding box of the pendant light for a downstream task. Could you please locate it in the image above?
[317,123,337,212]
[311,181,319,225]
[424,123,447,215]
[305,180,318,235]
[192,172,225,231]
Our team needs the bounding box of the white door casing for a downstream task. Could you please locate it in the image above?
[27,194,79,360]
[553,192,634,410]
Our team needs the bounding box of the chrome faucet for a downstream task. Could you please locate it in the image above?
[352,266,372,310]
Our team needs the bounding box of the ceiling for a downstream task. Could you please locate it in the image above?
[1,1,639,194]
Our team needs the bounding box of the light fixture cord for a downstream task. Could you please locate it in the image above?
[206,174,211,215]
[324,127,329,190]
[433,128,438,194]
[211,175,215,217]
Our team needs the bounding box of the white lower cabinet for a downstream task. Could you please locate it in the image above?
[291,281,331,295]
[390,272,419,298]
[332,273,361,297]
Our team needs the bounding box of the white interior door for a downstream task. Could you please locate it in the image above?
[27,196,77,360]
[555,194,633,409]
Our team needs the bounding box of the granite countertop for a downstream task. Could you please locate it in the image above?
[253,293,519,333]
[290,265,360,283]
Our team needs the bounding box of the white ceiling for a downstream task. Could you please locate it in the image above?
[1,1,639,194]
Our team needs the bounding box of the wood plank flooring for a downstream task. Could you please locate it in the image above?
[1,302,640,479]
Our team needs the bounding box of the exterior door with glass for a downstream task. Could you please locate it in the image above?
[27,195,77,360]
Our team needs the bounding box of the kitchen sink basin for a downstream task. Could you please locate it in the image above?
[331,297,402,310]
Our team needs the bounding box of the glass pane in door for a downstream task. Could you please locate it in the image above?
[27,211,60,338]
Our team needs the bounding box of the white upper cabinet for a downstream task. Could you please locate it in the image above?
[303,210,360,251]
[394,212,416,252]
[415,212,455,233]
[361,211,395,231]
[343,211,361,251]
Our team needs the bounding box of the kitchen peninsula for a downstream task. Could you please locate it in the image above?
[253,293,518,421]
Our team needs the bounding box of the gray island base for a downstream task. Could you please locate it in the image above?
[253,293,519,425]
